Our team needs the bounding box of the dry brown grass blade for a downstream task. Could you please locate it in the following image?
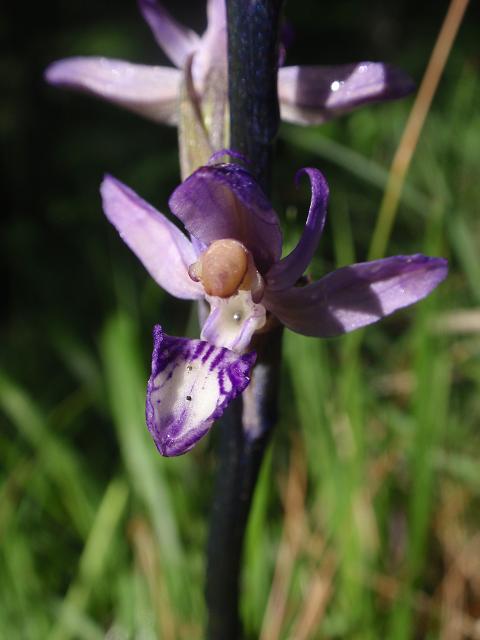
[260,437,308,640]
[371,573,480,639]
[437,487,469,640]
[368,0,471,260]
[289,551,336,640]
[435,486,480,640]
[431,310,480,334]
[129,517,177,640]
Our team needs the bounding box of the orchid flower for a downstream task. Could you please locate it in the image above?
[45,0,415,131]
[100,158,447,456]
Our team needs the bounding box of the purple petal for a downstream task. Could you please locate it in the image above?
[266,168,329,291]
[146,325,256,456]
[201,291,267,352]
[169,163,283,274]
[278,62,415,125]
[193,0,227,85]
[265,255,448,337]
[205,0,227,38]
[100,175,203,300]
[45,57,181,124]
[138,0,200,69]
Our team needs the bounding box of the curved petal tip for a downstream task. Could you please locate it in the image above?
[267,167,329,291]
[279,61,415,125]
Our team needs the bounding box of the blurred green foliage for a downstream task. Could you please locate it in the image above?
[2,0,480,638]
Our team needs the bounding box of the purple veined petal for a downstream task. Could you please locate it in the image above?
[169,163,283,274]
[138,0,201,69]
[45,57,181,124]
[146,325,256,456]
[266,168,329,291]
[265,255,448,337]
[278,62,415,125]
[101,175,203,300]
[201,291,267,352]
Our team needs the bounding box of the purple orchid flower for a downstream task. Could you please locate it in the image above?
[100,158,447,457]
[45,0,415,128]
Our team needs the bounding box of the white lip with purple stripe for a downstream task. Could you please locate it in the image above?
[146,326,256,456]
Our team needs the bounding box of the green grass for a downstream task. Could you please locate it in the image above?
[2,47,480,640]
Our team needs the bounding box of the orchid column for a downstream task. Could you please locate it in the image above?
[205,2,284,638]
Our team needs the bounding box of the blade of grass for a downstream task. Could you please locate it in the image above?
[260,439,307,640]
[281,125,429,217]
[448,215,480,305]
[289,553,336,640]
[388,305,451,637]
[101,313,181,561]
[242,445,274,635]
[284,332,373,634]
[0,372,94,537]
[369,0,471,260]
[100,311,197,619]
[0,527,51,639]
[129,517,177,640]
[49,477,129,640]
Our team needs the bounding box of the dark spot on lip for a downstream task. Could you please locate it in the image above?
[186,395,192,401]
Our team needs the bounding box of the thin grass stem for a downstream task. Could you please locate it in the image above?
[368,0,470,260]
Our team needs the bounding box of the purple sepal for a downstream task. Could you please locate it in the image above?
[138,0,200,69]
[44,57,181,124]
[168,163,283,274]
[100,175,203,300]
[278,62,415,125]
[265,255,448,337]
[193,0,227,84]
[146,326,256,456]
[267,168,329,290]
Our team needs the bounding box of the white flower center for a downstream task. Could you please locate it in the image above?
[201,290,266,352]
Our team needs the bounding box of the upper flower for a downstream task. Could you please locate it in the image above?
[45,0,415,128]
[100,158,447,456]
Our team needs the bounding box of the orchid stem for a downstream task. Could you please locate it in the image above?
[225,0,283,194]
[206,328,283,639]
[205,3,283,637]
